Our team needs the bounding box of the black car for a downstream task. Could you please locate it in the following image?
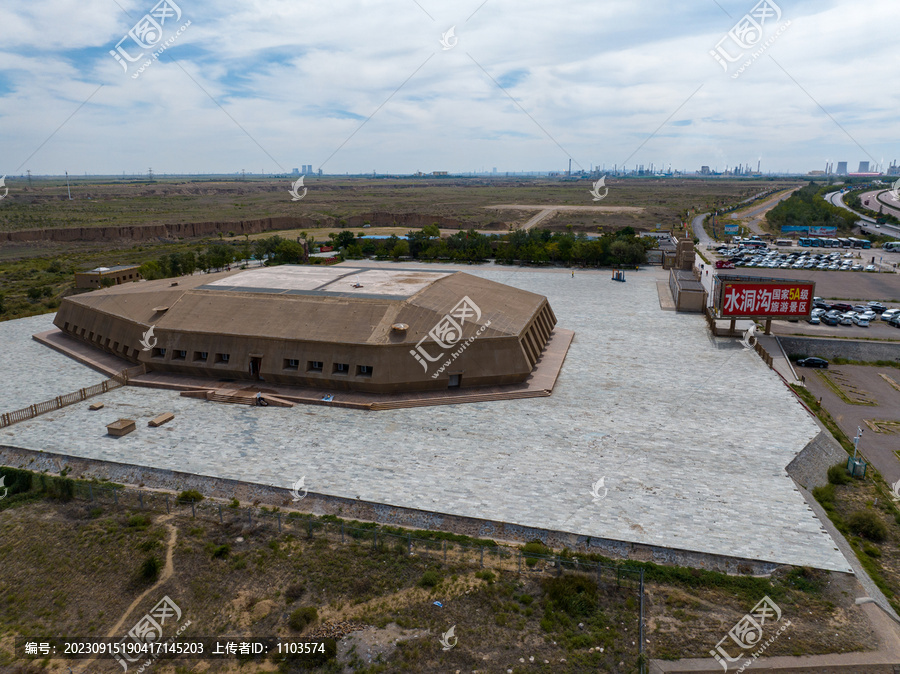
[813,301,829,310]
[821,315,840,326]
[889,315,900,328]
[797,357,829,368]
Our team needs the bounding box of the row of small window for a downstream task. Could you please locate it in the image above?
[66,323,139,359]
[152,348,228,363]
[151,349,373,377]
[287,360,373,377]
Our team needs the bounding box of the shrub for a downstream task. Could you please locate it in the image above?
[140,556,162,582]
[543,575,597,618]
[419,570,440,588]
[0,467,32,497]
[863,543,882,558]
[827,464,851,485]
[178,489,204,503]
[847,510,888,542]
[36,474,74,501]
[285,583,305,602]
[522,540,551,567]
[785,566,825,593]
[288,606,318,632]
[211,544,230,559]
[812,484,836,509]
[128,514,152,528]
[475,570,495,583]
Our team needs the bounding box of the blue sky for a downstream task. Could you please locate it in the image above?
[0,0,897,175]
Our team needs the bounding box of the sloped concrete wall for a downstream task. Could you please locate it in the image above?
[786,430,846,491]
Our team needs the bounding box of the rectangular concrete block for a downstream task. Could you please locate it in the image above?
[148,412,175,427]
[107,418,136,436]
[89,402,104,411]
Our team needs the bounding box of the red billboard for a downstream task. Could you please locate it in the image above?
[719,281,814,318]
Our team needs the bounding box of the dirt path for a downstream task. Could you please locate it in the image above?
[77,516,178,671]
[485,204,645,230]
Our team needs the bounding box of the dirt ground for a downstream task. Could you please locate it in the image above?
[0,494,886,674]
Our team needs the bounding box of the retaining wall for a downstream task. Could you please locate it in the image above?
[0,444,788,575]
[779,336,900,363]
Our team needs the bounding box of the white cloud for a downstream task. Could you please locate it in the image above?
[0,0,897,174]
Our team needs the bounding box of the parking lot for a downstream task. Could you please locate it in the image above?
[803,364,900,485]
[710,243,900,301]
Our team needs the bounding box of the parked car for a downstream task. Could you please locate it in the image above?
[821,315,840,326]
[807,315,820,324]
[881,309,900,321]
[797,357,829,368]
[839,314,854,325]
[867,302,886,313]
[853,316,870,327]
[889,315,900,328]
[865,265,877,272]
[831,303,853,312]
[715,260,735,269]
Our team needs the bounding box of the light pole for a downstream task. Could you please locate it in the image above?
[853,426,863,462]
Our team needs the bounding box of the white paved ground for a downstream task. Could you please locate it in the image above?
[0,264,850,572]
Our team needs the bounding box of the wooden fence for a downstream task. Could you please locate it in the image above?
[0,364,145,429]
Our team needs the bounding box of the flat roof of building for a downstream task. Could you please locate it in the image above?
[201,266,452,299]
[82,265,141,274]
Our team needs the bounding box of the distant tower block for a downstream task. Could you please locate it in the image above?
[836,162,848,176]
[858,161,870,173]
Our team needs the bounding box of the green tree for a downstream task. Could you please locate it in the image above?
[391,240,409,259]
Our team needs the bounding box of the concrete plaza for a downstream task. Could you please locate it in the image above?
[0,263,849,572]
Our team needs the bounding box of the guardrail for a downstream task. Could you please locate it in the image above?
[0,367,139,429]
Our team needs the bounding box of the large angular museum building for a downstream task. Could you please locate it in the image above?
[52,266,558,393]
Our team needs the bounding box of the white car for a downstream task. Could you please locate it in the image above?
[882,309,900,321]
[855,316,870,327]
[840,314,854,325]
[865,265,877,272]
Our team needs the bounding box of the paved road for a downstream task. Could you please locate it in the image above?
[827,190,900,239]
[691,212,712,244]
[861,188,900,223]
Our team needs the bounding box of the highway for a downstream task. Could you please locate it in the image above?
[824,190,900,239]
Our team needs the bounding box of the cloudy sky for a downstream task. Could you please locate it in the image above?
[1,0,897,176]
